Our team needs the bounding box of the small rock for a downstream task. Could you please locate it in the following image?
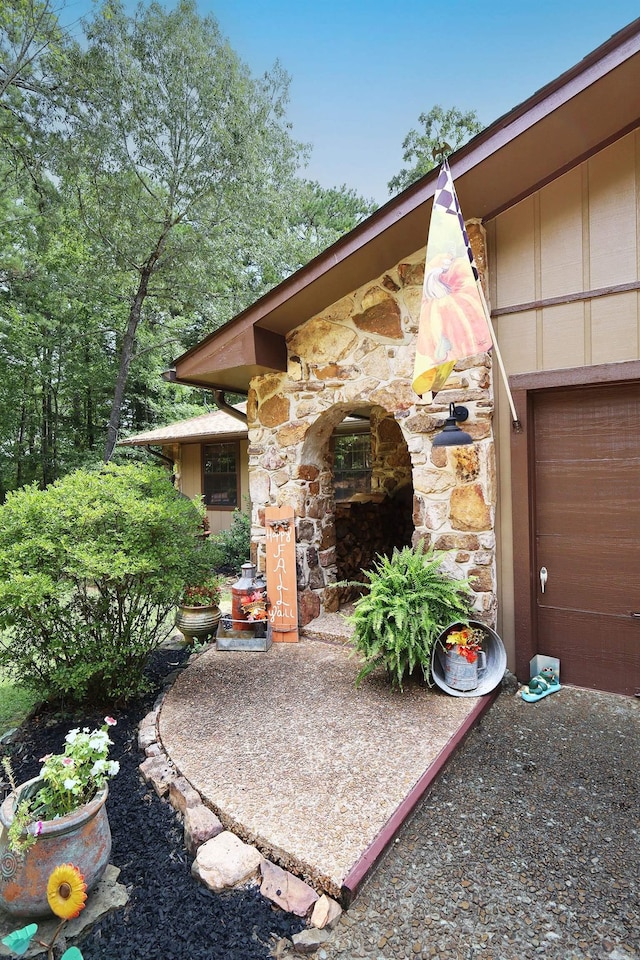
[292,928,331,954]
[260,860,319,917]
[310,894,342,930]
[168,775,201,814]
[501,669,520,693]
[138,755,177,797]
[192,830,263,892]
[137,709,158,750]
[184,803,224,855]
[144,743,162,758]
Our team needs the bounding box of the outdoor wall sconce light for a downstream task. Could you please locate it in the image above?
[432,403,473,447]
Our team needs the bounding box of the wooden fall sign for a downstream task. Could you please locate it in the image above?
[265,505,298,642]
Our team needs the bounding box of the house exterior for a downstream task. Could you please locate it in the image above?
[153,20,640,695]
[120,406,250,536]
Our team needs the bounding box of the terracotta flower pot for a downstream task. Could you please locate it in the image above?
[175,604,221,644]
[0,778,111,918]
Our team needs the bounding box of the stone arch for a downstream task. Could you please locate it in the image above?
[295,400,414,617]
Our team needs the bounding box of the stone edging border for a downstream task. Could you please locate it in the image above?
[137,654,342,955]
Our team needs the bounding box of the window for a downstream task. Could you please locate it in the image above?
[333,433,371,500]
[202,442,239,508]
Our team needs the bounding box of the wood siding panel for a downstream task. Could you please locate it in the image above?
[206,510,233,535]
[588,136,638,289]
[591,290,640,364]
[541,302,585,369]
[239,438,249,509]
[180,443,201,499]
[492,311,537,375]
[540,167,583,299]
[494,198,536,307]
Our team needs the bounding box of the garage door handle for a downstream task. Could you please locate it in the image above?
[539,567,548,593]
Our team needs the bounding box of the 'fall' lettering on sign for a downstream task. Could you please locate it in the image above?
[265,505,298,643]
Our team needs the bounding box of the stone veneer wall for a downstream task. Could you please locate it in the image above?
[246,222,497,628]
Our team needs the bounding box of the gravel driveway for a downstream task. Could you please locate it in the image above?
[321,682,639,960]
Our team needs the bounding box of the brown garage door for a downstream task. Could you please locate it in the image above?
[531,382,640,695]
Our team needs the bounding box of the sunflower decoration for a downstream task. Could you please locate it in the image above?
[46,864,87,920]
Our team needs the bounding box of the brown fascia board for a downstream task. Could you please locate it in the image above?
[121,429,246,446]
[177,325,287,383]
[174,18,640,390]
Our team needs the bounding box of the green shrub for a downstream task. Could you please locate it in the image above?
[0,464,207,705]
[207,507,250,572]
[348,543,473,690]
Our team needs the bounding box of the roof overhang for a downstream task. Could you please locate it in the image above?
[174,18,640,393]
[119,405,248,446]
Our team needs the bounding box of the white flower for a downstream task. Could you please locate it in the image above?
[64,778,79,790]
[107,761,120,777]
[91,759,107,775]
[65,728,80,744]
[89,732,109,750]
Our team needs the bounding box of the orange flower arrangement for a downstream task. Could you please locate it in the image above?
[241,590,269,622]
[444,626,485,664]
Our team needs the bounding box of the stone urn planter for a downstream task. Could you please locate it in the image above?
[0,777,111,918]
[175,604,222,644]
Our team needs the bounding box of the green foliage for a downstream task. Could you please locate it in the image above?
[0,463,206,704]
[388,105,484,195]
[206,508,251,573]
[0,0,375,485]
[0,0,66,101]
[348,544,473,690]
[1,755,38,854]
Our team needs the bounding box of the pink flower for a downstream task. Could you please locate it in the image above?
[39,754,52,762]
[62,757,75,767]
[35,821,43,836]
[104,716,117,727]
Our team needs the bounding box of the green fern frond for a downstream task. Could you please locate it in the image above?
[346,543,473,692]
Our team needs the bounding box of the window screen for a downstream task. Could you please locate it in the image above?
[333,433,371,500]
[203,442,239,507]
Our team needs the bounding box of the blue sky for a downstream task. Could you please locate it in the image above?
[62,1,640,203]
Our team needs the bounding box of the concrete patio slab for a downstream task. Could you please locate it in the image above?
[158,638,494,902]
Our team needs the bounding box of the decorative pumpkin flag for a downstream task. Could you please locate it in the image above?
[412,160,493,396]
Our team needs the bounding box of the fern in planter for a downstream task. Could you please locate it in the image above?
[348,543,473,690]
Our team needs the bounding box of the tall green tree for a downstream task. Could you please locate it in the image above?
[0,0,70,188]
[388,105,484,195]
[51,0,305,461]
[0,171,116,491]
[0,0,63,99]
[0,0,377,489]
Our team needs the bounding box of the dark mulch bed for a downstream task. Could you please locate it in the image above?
[1,650,306,959]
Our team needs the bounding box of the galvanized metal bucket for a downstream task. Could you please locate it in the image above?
[432,620,506,698]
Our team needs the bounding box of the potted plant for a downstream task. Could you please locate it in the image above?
[0,719,119,918]
[440,624,486,691]
[348,543,473,690]
[175,574,224,644]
